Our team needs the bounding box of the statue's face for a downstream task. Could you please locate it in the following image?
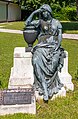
[42,10,50,20]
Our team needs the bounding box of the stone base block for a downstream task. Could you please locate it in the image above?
[8,67,33,89]
[58,51,74,91]
[59,72,74,91]
[8,47,34,89]
[0,103,36,115]
[51,87,66,100]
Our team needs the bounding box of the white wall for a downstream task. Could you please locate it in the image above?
[8,3,21,21]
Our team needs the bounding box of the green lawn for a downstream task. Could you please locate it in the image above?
[0,21,78,34]
[0,33,26,88]
[0,32,78,119]
[0,21,24,30]
[62,39,78,78]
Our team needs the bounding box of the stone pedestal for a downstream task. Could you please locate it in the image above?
[0,102,36,115]
[58,51,74,91]
[8,47,34,89]
[0,88,36,115]
[6,47,36,115]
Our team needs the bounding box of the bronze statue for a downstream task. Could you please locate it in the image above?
[24,4,65,102]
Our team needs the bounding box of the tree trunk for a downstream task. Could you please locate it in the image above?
[76,0,78,16]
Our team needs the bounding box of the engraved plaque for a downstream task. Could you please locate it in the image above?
[0,88,34,105]
[0,91,3,105]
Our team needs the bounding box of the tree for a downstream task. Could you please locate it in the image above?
[13,0,78,20]
[76,0,78,16]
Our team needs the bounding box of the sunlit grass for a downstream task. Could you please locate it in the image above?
[0,21,24,30]
[64,30,78,34]
[0,32,26,88]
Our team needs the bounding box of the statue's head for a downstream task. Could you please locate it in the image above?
[40,4,52,14]
[40,4,52,20]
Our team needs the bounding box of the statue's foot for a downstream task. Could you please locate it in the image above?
[38,88,43,95]
[43,99,48,103]
[48,95,52,99]
[39,91,43,95]
[43,94,48,102]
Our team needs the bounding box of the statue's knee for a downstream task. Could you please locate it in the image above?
[32,57,38,65]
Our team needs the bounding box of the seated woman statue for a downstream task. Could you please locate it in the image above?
[25,4,65,102]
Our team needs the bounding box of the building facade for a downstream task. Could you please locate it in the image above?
[0,0,21,22]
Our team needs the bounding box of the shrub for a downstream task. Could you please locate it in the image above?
[21,1,77,21]
[64,6,77,21]
[53,6,77,21]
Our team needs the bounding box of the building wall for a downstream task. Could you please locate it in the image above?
[8,3,21,21]
[0,1,21,22]
[0,1,7,22]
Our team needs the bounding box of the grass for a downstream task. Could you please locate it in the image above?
[62,39,78,78]
[0,32,78,118]
[0,32,26,88]
[0,21,24,30]
[0,21,78,34]
[63,30,78,34]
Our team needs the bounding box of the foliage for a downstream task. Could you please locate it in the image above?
[13,0,78,21]
[21,0,56,20]
[13,0,77,21]
[53,0,76,7]
[61,21,78,33]
[21,6,77,21]
[16,0,76,8]
[53,6,77,21]
[63,6,77,21]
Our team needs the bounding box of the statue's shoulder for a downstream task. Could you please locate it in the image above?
[52,18,62,28]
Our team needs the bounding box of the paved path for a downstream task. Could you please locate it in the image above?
[62,33,78,40]
[0,28,23,34]
[0,28,78,40]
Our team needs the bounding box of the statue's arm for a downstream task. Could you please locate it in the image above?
[25,9,41,26]
[25,12,34,26]
[58,28,62,45]
[55,21,62,51]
